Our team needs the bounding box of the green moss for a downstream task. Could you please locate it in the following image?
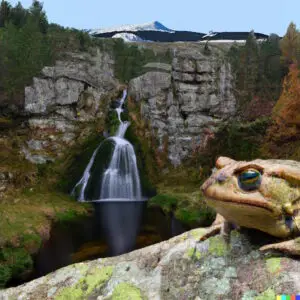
[46,125,106,193]
[0,264,12,288]
[175,207,215,226]
[0,190,90,248]
[107,110,121,136]
[124,123,157,197]
[149,191,215,228]
[21,233,42,252]
[112,282,143,300]
[81,266,113,295]
[55,210,83,223]
[208,236,229,256]
[0,247,33,287]
[149,194,177,212]
[265,257,281,274]
[191,228,208,240]
[55,286,84,300]
[254,288,276,300]
[186,247,201,260]
[56,266,113,299]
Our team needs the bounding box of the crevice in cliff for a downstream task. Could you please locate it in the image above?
[40,75,99,90]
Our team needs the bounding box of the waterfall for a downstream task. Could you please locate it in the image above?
[71,89,142,202]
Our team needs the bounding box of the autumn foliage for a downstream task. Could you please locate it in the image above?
[273,64,300,126]
[263,63,300,158]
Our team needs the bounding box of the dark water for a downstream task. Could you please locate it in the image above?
[25,203,186,282]
[93,200,146,255]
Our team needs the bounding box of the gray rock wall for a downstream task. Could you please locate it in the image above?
[22,50,119,163]
[22,44,236,166]
[129,48,236,166]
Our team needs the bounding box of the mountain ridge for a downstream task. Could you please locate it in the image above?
[89,20,174,35]
[88,21,269,42]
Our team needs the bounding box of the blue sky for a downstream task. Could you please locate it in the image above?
[9,0,300,36]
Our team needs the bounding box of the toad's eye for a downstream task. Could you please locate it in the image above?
[238,169,262,191]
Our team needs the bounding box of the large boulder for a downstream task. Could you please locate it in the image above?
[1,229,299,299]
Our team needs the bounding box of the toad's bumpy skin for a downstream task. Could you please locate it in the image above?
[200,156,300,255]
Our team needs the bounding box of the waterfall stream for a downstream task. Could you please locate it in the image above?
[72,89,142,202]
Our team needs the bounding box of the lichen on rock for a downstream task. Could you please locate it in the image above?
[111,282,143,300]
[1,229,300,299]
[55,265,113,299]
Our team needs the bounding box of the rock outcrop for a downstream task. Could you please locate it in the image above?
[129,47,236,166]
[22,50,119,163]
[21,43,236,166]
[1,229,299,299]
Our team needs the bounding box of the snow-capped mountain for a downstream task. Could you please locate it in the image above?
[112,32,148,42]
[88,21,269,43]
[89,21,174,35]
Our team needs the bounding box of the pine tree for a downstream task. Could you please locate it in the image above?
[258,34,284,100]
[10,2,27,29]
[29,0,48,34]
[280,22,300,65]
[273,64,300,126]
[0,0,11,27]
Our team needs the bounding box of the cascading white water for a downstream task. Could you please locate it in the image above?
[71,89,142,202]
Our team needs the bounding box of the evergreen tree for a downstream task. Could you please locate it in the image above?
[10,2,27,29]
[258,34,284,100]
[0,0,11,27]
[280,22,300,65]
[0,17,52,97]
[28,0,48,34]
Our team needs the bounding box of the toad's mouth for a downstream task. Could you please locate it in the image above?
[203,187,277,215]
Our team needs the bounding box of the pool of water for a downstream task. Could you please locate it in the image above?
[20,204,186,283]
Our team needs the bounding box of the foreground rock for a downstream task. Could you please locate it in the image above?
[1,228,300,300]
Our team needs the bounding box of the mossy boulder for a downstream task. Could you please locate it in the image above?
[2,228,300,299]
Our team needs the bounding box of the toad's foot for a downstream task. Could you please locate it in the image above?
[260,238,300,256]
[199,214,233,242]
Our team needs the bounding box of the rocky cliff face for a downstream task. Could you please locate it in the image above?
[22,50,119,164]
[22,43,236,167]
[129,46,236,166]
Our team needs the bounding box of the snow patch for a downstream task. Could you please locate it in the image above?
[198,39,267,44]
[89,21,174,35]
[112,32,149,42]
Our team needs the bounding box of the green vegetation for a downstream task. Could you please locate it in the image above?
[0,0,95,109]
[124,98,158,197]
[208,236,229,256]
[209,118,270,160]
[227,31,285,118]
[0,189,90,287]
[113,38,172,82]
[149,184,215,227]
[0,247,33,287]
